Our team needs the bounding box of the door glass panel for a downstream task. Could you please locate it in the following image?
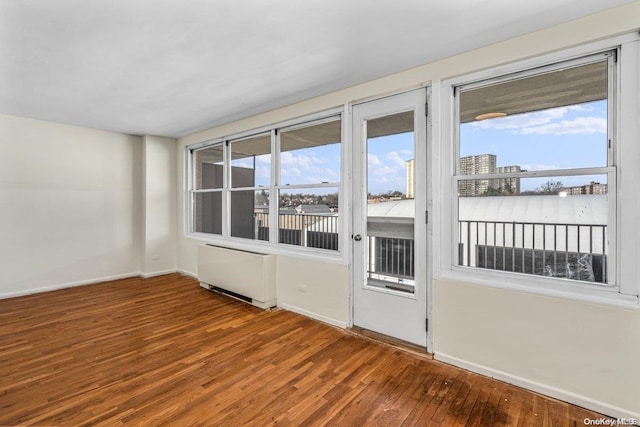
[366,111,415,293]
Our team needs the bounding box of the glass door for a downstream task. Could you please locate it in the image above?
[352,89,428,346]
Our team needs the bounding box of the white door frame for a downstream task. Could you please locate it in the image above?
[349,87,431,349]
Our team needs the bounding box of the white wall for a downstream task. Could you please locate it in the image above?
[0,114,142,296]
[141,135,177,277]
[434,279,640,418]
[276,255,349,327]
[176,2,640,418]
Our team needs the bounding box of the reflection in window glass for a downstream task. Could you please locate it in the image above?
[278,188,339,250]
[193,192,222,234]
[230,190,269,241]
[230,134,271,188]
[194,145,224,190]
[280,119,341,186]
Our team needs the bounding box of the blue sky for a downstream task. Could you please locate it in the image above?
[367,133,414,195]
[231,143,341,189]
[231,99,608,194]
[461,100,608,190]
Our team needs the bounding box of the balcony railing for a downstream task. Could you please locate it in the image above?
[254,212,339,251]
[459,220,607,283]
[367,235,415,293]
[254,212,416,291]
[366,217,415,293]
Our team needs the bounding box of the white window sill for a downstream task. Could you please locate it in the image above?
[186,232,348,265]
[435,267,640,309]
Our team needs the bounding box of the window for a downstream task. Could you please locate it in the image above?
[278,118,341,249]
[454,52,615,286]
[188,113,342,254]
[229,133,271,240]
[192,144,224,234]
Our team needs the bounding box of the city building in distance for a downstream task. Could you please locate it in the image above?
[459,154,524,196]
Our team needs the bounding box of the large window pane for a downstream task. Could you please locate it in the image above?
[280,119,341,186]
[230,190,269,241]
[457,55,612,285]
[230,134,271,188]
[194,145,224,190]
[366,110,415,293]
[278,188,339,250]
[367,111,415,201]
[458,175,608,283]
[193,192,222,234]
[459,60,608,172]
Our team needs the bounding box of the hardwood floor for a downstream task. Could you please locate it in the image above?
[0,273,609,426]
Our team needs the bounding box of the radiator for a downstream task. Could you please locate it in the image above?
[198,244,276,309]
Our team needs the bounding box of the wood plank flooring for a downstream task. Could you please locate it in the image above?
[0,273,610,426]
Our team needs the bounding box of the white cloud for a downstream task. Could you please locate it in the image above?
[387,151,406,168]
[368,153,381,166]
[520,163,560,171]
[469,105,605,136]
[281,151,312,168]
[282,167,301,177]
[256,166,270,178]
[521,117,606,135]
[232,160,252,169]
[256,155,271,164]
[372,165,397,176]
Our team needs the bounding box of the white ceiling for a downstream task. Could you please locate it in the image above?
[0,0,635,138]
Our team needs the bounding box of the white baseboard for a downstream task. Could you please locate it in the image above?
[141,269,178,279]
[435,352,640,421]
[176,268,198,279]
[278,302,347,329]
[0,272,141,300]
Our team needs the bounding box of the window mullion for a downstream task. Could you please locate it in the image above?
[222,140,230,238]
[270,129,279,245]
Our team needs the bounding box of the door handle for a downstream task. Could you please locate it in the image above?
[353,234,362,241]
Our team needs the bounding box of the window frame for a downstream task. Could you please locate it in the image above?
[185,107,346,261]
[454,51,617,287]
[437,34,640,305]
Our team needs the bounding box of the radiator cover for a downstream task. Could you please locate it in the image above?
[198,244,276,309]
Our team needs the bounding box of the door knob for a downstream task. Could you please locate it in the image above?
[353,234,362,241]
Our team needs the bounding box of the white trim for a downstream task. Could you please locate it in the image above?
[187,233,348,265]
[350,81,431,107]
[435,352,640,421]
[186,107,343,150]
[0,272,140,300]
[457,50,614,93]
[141,269,178,279]
[427,83,441,355]
[436,270,639,309]
[278,302,347,329]
[177,268,198,279]
[617,39,640,297]
[274,182,340,190]
[456,167,614,181]
[443,33,639,88]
